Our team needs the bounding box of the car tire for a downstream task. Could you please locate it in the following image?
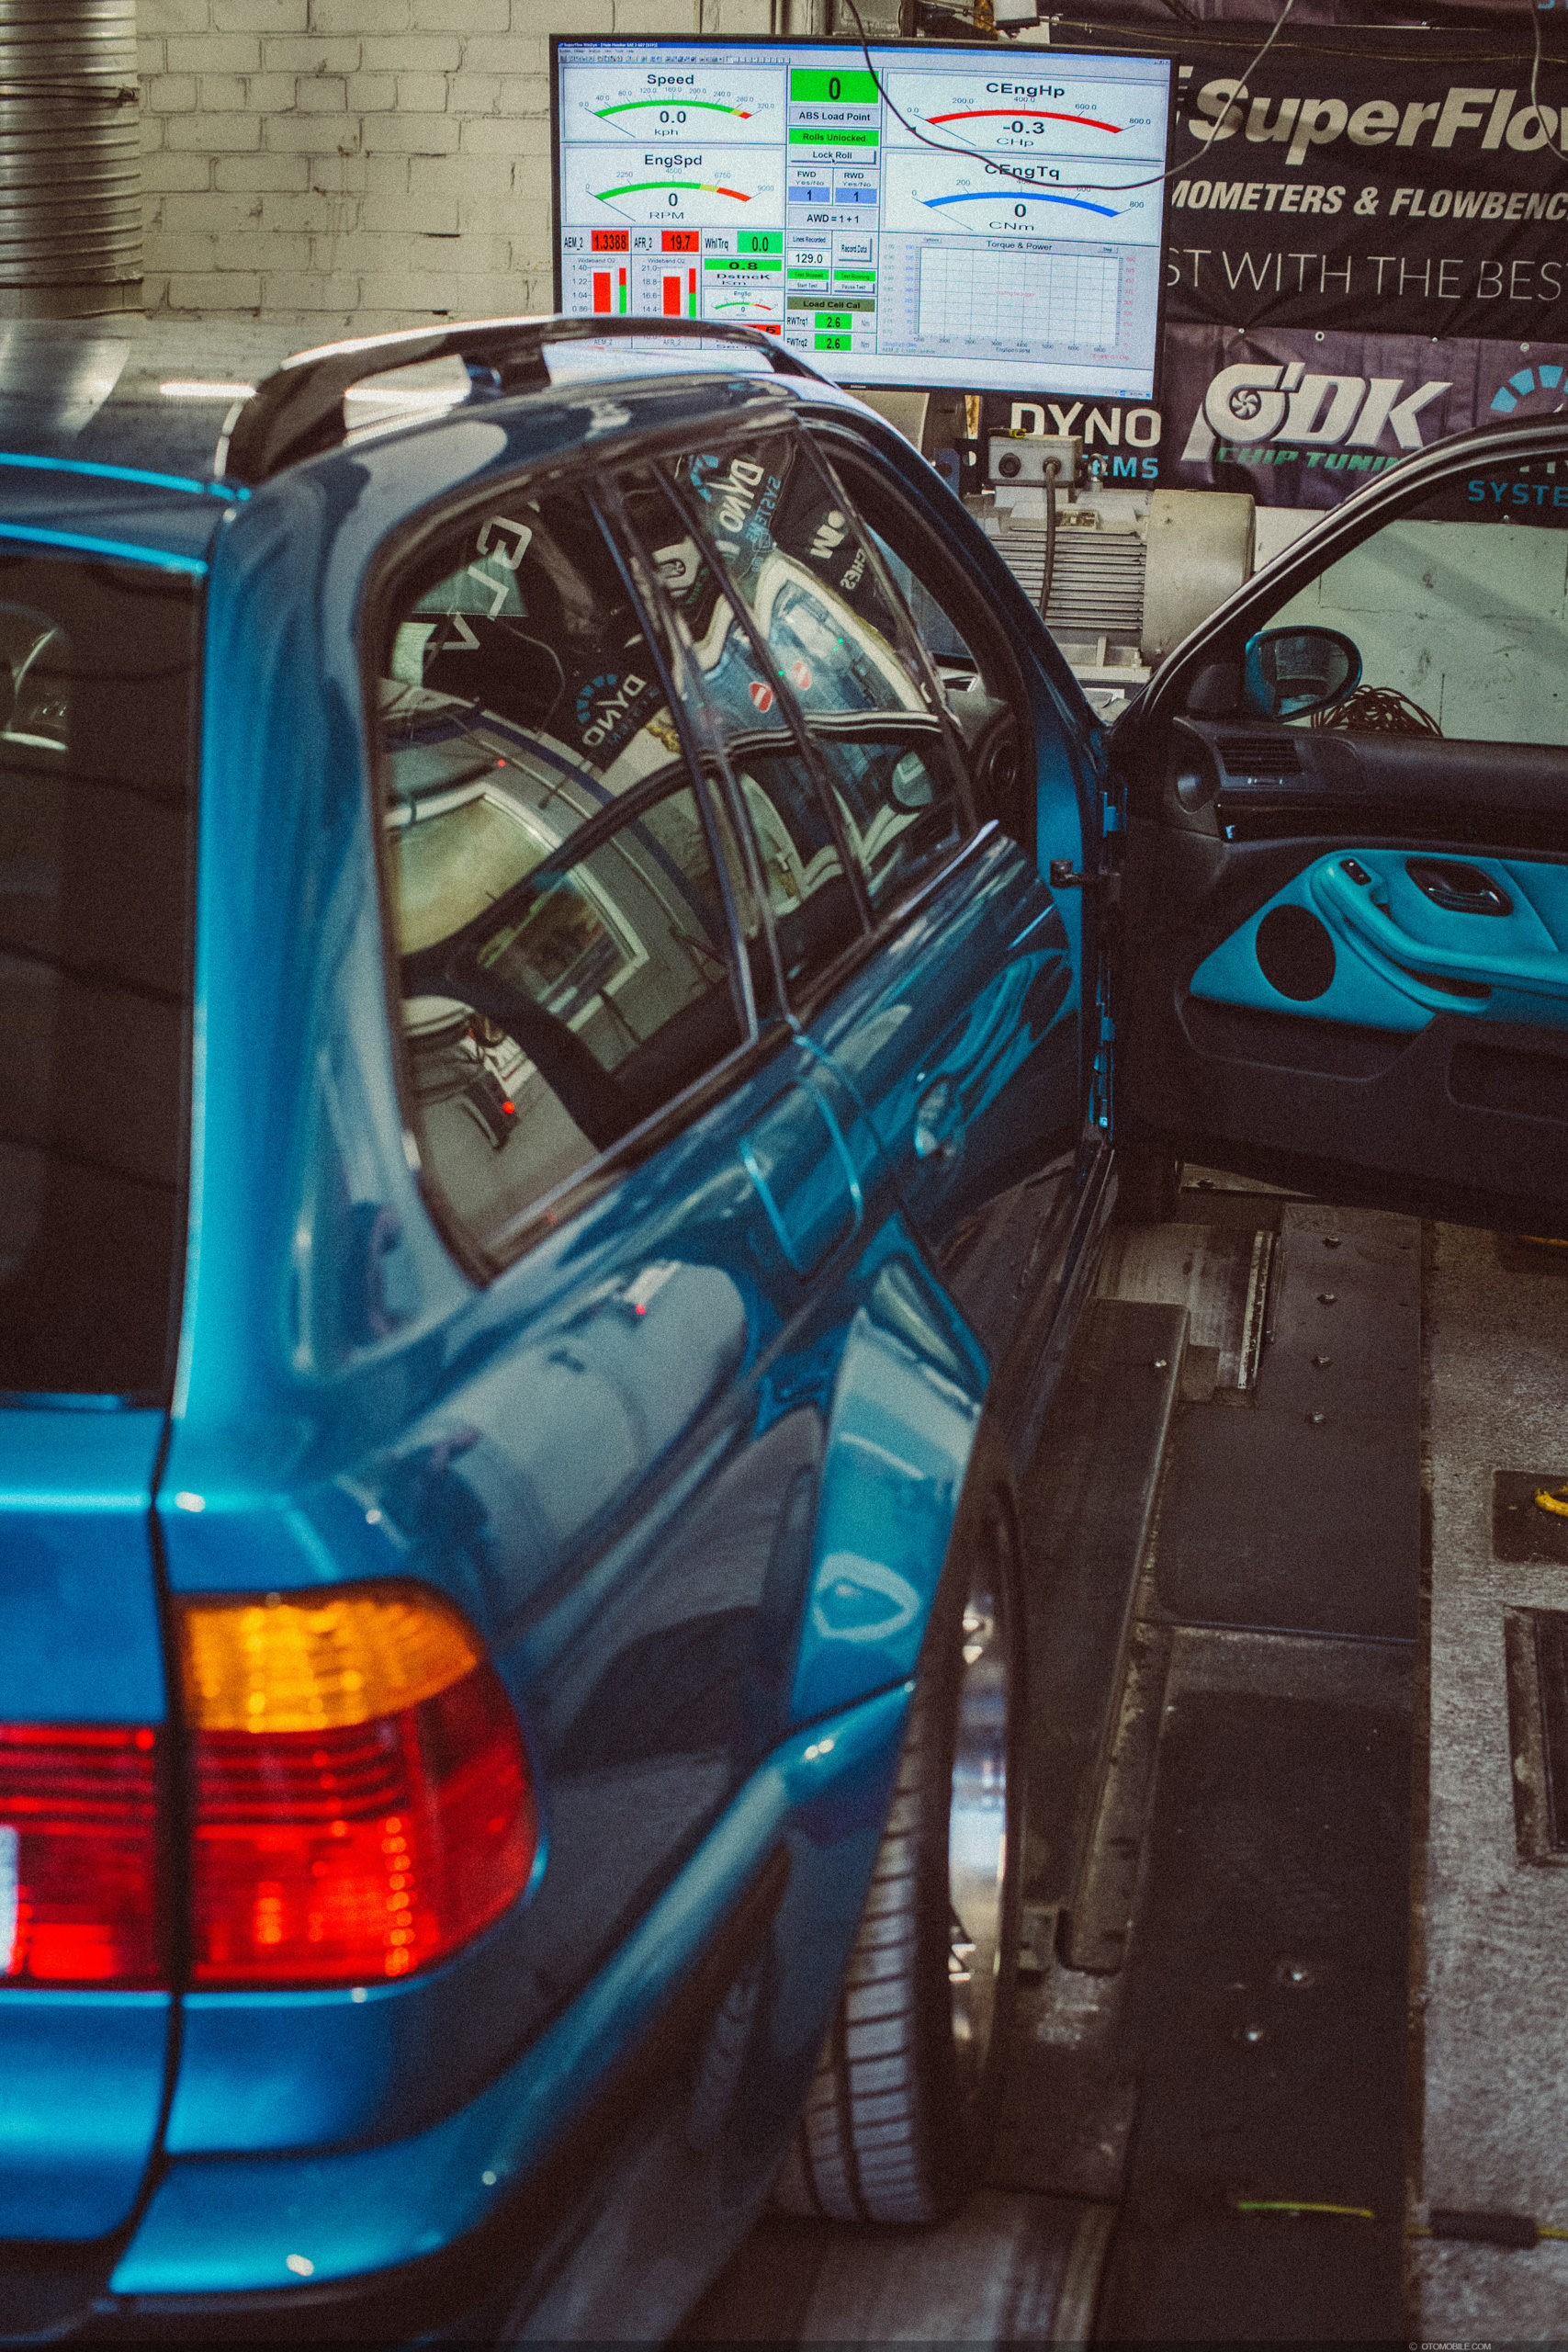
[772,1502,1021,2225]
[1112,1146,1182,1225]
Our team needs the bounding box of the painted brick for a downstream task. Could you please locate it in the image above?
[359,153,412,191]
[261,113,356,149]
[612,0,696,30]
[345,72,396,108]
[241,74,298,109]
[165,112,263,147]
[262,38,360,69]
[357,36,461,69]
[197,74,251,107]
[446,74,501,114]
[212,0,307,27]
[359,112,460,151]
[296,74,349,110]
[165,32,263,69]
[308,0,412,30]
[395,73,448,110]
[137,38,167,75]
[456,115,528,153]
[161,192,263,234]
[164,271,265,308]
[146,74,198,111]
[361,190,458,232]
[311,153,369,189]
[144,151,215,191]
[496,74,547,115]
[454,187,521,234]
[410,0,507,28]
[139,0,212,30]
[262,191,359,231]
[529,0,612,31]
[257,270,364,309]
[446,36,548,72]
[215,152,311,188]
[355,272,463,311]
[405,153,463,198]
[140,115,167,149]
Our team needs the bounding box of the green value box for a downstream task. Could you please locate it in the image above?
[704,258,781,274]
[787,268,829,281]
[788,126,879,147]
[833,269,875,282]
[789,68,878,103]
[735,231,783,254]
[815,332,853,350]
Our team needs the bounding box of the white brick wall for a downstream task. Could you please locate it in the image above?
[138,0,841,331]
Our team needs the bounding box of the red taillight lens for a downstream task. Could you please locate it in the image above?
[0,1724,162,1986]
[183,1583,535,1988]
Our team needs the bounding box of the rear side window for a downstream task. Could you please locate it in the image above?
[669,432,969,911]
[376,482,749,1260]
[0,554,197,1398]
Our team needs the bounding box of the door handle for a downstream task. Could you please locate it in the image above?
[1405,858,1513,918]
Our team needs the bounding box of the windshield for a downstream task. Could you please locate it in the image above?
[0,551,197,1398]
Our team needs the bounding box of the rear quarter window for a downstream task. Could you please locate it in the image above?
[0,551,198,1398]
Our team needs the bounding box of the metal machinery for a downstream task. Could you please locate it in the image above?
[854,393,1257,720]
[971,432,1256,718]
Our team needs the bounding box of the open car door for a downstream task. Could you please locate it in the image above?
[1113,416,1568,1239]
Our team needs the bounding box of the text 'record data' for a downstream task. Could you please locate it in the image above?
[553,40,1172,400]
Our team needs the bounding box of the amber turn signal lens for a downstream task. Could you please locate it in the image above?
[181,1582,535,1987]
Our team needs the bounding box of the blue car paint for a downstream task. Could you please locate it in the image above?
[0,366,1102,2324]
[0,1412,173,2238]
[113,1679,912,2297]
[1192,847,1568,1033]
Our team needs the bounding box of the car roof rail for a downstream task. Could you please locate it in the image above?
[218,313,829,485]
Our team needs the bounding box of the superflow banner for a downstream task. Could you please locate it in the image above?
[1030,18,1568,503]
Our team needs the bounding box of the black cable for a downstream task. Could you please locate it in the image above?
[833,0,1296,199]
[1037,458,1058,626]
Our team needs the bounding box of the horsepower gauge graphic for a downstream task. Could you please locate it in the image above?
[880,62,1162,160]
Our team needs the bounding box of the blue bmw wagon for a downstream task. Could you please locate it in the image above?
[6,314,1568,2341]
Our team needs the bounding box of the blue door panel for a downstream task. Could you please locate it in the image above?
[1192,849,1568,1033]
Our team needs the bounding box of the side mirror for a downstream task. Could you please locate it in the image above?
[1242,626,1360,723]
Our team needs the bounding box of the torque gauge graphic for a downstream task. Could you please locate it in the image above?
[880,152,1161,242]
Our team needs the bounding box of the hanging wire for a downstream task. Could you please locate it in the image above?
[832,0,1296,199]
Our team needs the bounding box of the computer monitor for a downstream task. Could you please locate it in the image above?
[551,36,1172,402]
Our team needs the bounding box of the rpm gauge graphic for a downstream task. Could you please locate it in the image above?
[558,64,783,146]
[560,150,784,231]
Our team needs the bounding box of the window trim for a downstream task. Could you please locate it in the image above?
[359,463,765,1283]
[807,419,1038,855]
[648,420,987,981]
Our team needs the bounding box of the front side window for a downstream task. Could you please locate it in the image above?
[668,433,968,912]
[1253,461,1568,746]
[377,482,747,1259]
[0,553,197,1397]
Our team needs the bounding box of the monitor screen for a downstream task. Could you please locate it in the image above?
[551,38,1172,402]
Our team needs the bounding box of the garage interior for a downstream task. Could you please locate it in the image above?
[7,0,1568,2339]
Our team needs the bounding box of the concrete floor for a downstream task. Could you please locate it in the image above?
[1414,1224,1568,2339]
[682,1206,1568,2345]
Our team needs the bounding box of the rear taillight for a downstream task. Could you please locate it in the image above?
[182,1582,536,1988]
[0,1724,162,1986]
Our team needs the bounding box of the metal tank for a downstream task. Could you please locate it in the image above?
[0,0,141,317]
